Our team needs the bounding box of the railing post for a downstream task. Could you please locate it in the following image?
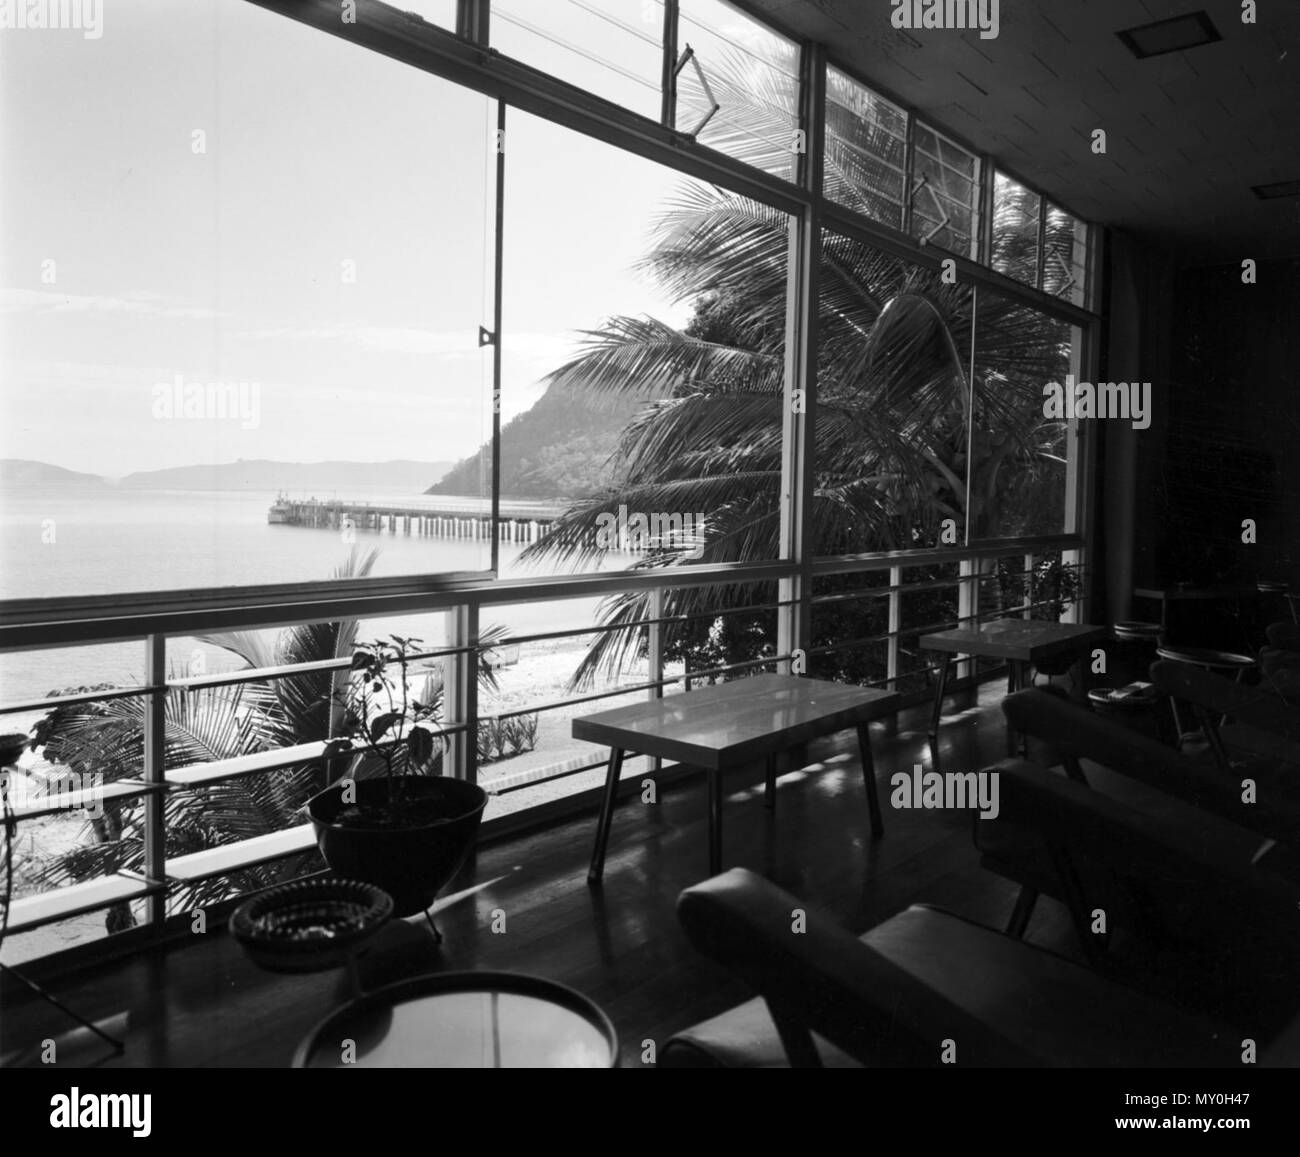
[447,602,479,785]
[958,556,980,681]
[887,565,901,690]
[777,43,824,677]
[1024,552,1035,619]
[142,634,167,930]
[648,586,664,777]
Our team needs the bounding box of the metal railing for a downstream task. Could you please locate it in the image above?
[0,536,1082,962]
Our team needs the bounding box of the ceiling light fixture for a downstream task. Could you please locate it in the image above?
[1116,10,1221,59]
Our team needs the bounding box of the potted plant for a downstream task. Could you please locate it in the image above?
[1029,554,1082,676]
[305,636,488,921]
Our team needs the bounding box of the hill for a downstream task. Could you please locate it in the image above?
[118,459,454,494]
[0,459,105,486]
[427,383,639,500]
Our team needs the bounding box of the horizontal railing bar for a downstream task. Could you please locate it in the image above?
[166,824,319,883]
[170,646,470,691]
[0,684,157,716]
[6,779,164,822]
[0,561,798,652]
[488,758,610,795]
[811,535,1082,577]
[165,726,468,788]
[3,873,165,936]
[812,573,969,605]
[494,598,796,650]
[0,544,1081,655]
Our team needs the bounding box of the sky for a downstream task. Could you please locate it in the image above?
[0,0,751,477]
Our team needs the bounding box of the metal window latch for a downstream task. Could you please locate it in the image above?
[674,44,720,138]
[478,326,496,347]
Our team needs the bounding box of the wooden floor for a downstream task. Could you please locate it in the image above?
[1,681,1080,1068]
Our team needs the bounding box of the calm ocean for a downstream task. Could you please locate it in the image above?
[0,486,606,705]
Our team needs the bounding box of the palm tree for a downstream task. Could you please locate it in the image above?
[520,80,1072,688]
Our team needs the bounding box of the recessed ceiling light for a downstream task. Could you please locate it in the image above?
[1251,179,1300,200]
[1116,10,1221,59]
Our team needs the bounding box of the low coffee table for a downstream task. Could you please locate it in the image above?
[574,673,900,884]
[293,971,618,1068]
[921,620,1107,756]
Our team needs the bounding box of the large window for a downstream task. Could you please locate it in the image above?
[816,230,973,554]
[0,0,498,605]
[967,289,1079,541]
[498,109,789,580]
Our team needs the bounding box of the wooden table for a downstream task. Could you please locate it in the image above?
[573,674,900,884]
[920,620,1108,755]
[1133,584,1255,630]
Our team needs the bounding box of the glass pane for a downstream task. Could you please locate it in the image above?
[809,571,890,688]
[911,125,981,258]
[1044,203,1090,306]
[492,0,664,119]
[489,108,788,583]
[824,66,908,230]
[816,230,973,555]
[0,0,496,599]
[967,289,1080,540]
[991,171,1040,286]
[676,0,801,180]
[477,582,779,818]
[400,0,458,28]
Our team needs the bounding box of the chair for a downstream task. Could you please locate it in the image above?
[1149,659,1300,774]
[665,870,1238,1068]
[1153,641,1257,748]
[983,688,1300,951]
[663,763,1300,1067]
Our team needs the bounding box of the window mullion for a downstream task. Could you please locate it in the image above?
[661,0,679,129]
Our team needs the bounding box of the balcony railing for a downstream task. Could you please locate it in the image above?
[0,536,1083,967]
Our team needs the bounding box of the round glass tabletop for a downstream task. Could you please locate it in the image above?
[295,971,617,1068]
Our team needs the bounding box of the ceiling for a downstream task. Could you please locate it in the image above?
[755,0,1300,265]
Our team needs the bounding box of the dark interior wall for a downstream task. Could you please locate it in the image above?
[1096,232,1175,622]
[1133,257,1300,589]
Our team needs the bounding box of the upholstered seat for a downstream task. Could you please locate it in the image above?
[662,874,1239,1068]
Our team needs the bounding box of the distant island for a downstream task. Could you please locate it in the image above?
[0,458,454,493]
[428,381,637,500]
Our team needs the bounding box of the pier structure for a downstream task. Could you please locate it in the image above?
[269,497,565,544]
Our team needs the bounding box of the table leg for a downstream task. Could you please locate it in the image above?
[707,766,723,876]
[587,747,625,886]
[764,754,777,810]
[856,723,884,838]
[1006,660,1024,757]
[927,653,952,756]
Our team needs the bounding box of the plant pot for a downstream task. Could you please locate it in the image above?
[306,777,488,918]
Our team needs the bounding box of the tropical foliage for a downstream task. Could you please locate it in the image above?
[521,56,1074,690]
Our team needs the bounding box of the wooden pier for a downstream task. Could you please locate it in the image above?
[268,497,565,544]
